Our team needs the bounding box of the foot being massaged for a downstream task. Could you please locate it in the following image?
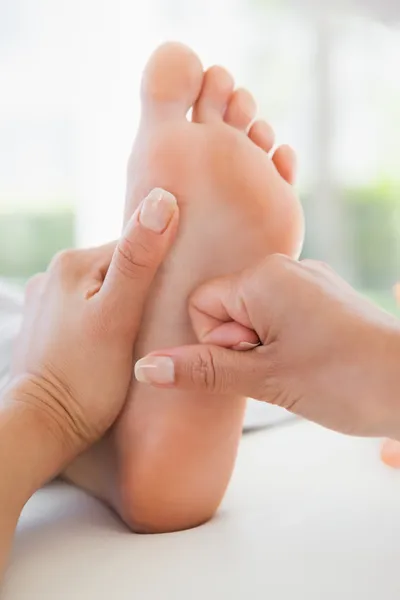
[1,43,400,579]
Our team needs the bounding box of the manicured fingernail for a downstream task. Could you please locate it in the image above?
[235,342,260,351]
[139,188,177,233]
[135,356,175,385]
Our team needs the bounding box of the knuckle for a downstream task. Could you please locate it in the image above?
[257,349,286,404]
[189,348,218,392]
[301,259,315,268]
[302,259,326,270]
[246,254,294,297]
[301,259,337,283]
[50,249,78,273]
[263,254,293,278]
[116,235,158,279]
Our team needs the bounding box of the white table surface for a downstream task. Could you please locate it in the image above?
[3,420,400,600]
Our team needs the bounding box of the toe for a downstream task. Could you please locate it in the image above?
[272,145,297,185]
[381,439,400,468]
[192,66,234,123]
[141,42,203,119]
[248,120,275,153]
[224,88,257,131]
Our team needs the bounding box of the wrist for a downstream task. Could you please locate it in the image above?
[0,378,73,508]
[5,374,84,459]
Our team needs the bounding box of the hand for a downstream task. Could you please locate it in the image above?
[8,188,179,459]
[135,255,400,439]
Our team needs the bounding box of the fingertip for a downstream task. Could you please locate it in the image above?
[232,341,261,351]
[121,189,179,248]
[200,320,260,349]
[188,277,236,339]
[99,189,179,311]
[135,355,175,386]
[137,188,178,235]
[134,343,262,398]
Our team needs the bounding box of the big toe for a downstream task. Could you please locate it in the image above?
[141,42,203,119]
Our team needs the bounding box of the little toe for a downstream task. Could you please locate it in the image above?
[192,66,234,123]
[248,120,275,153]
[141,42,204,120]
[272,144,297,185]
[224,88,257,131]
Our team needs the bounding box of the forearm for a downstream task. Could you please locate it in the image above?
[375,324,400,440]
[0,383,66,581]
[0,491,19,584]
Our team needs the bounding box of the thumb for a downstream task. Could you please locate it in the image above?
[134,344,275,402]
[100,188,179,327]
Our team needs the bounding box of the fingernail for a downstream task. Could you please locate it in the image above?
[235,342,260,351]
[139,188,177,233]
[135,356,175,385]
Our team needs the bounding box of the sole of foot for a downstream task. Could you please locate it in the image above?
[64,42,304,533]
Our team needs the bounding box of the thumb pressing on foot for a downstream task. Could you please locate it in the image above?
[136,254,400,440]
[134,343,273,400]
[134,258,279,401]
[135,264,274,398]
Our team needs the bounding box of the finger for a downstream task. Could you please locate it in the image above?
[53,243,117,288]
[78,243,118,299]
[134,344,275,402]
[82,241,117,275]
[189,274,258,347]
[188,255,293,347]
[99,188,179,328]
[202,321,260,350]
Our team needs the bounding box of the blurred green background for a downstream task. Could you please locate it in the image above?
[1,183,399,316]
[0,210,75,282]
[0,0,399,318]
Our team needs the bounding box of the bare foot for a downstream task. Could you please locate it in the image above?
[381,285,400,468]
[64,43,304,532]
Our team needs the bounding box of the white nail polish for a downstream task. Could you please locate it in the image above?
[139,188,177,233]
[135,356,175,385]
[236,342,260,351]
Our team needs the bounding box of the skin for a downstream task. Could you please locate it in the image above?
[136,254,400,440]
[0,189,178,581]
[63,42,304,534]
[2,198,399,582]
[381,284,400,466]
